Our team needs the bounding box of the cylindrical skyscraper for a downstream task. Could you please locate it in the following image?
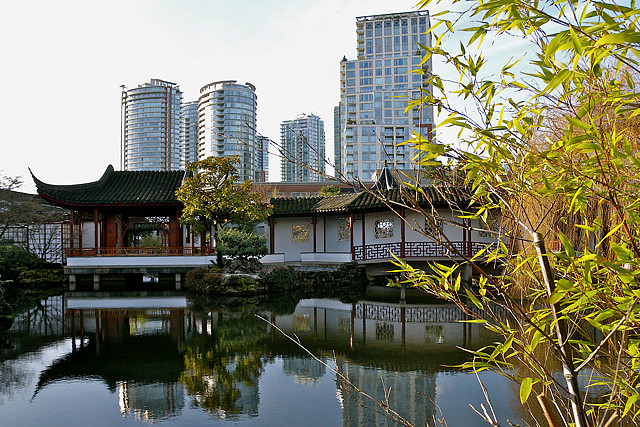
[121,79,182,171]
[198,80,257,182]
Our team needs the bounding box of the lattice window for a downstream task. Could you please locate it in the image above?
[292,224,309,242]
[375,218,394,239]
[337,220,350,241]
[425,217,443,237]
[293,314,310,332]
[375,322,395,341]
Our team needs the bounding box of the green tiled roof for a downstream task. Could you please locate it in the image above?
[31,165,185,207]
[314,193,360,212]
[271,196,323,216]
[271,186,471,216]
[350,187,470,211]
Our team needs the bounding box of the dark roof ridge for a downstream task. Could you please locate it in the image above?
[30,165,115,192]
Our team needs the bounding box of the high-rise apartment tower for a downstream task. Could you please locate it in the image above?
[337,11,433,180]
[198,80,257,182]
[281,113,326,182]
[181,101,199,168]
[121,79,182,171]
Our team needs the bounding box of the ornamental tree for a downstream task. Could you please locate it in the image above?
[175,156,272,266]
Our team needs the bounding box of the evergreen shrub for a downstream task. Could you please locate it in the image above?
[0,244,42,281]
[217,227,267,259]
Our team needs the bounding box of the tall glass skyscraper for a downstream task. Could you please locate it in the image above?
[337,11,434,180]
[281,113,326,182]
[121,79,182,171]
[181,101,199,168]
[198,80,257,182]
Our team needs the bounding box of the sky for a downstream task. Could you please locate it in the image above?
[0,0,528,194]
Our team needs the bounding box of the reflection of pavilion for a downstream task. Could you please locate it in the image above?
[33,295,190,422]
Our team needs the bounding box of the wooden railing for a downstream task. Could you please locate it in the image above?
[66,247,215,257]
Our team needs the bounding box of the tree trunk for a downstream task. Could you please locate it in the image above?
[213,223,223,268]
[533,232,588,427]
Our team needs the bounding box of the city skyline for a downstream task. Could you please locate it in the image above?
[2,1,526,193]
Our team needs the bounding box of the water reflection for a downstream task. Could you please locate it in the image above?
[0,293,522,426]
[180,310,269,419]
[266,300,496,426]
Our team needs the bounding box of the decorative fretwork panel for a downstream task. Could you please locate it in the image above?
[356,302,508,323]
[352,241,496,261]
[357,303,465,323]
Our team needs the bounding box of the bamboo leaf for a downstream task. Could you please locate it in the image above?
[466,289,482,309]
[595,31,640,47]
[520,377,535,404]
[623,393,638,417]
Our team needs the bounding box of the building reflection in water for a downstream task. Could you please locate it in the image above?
[18,294,510,425]
[269,299,498,426]
[283,356,326,385]
[55,295,189,422]
[118,381,184,421]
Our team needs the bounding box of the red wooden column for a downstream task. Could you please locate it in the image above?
[349,213,354,260]
[77,212,83,250]
[400,208,406,258]
[361,214,366,261]
[269,217,275,254]
[69,210,75,250]
[168,210,181,250]
[94,208,99,253]
[323,217,326,253]
[312,216,317,253]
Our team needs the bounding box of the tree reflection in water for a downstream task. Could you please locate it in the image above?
[180,311,272,418]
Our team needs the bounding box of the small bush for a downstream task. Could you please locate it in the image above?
[16,267,64,286]
[258,266,298,292]
[0,244,41,281]
[225,275,258,293]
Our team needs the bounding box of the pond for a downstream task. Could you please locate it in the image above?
[0,292,525,426]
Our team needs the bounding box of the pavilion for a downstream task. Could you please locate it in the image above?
[31,165,214,290]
